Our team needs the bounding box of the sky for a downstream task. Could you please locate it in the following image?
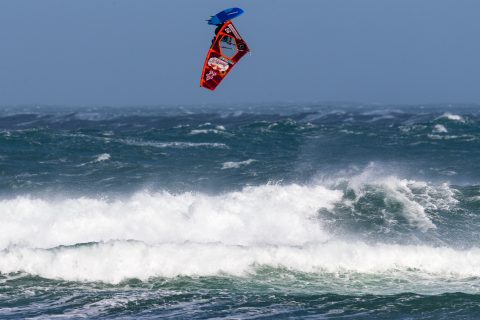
[0,0,479,106]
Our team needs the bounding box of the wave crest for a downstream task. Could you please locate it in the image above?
[0,184,341,250]
[2,241,480,284]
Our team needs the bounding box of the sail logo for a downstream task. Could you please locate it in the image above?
[205,70,217,81]
[208,57,229,72]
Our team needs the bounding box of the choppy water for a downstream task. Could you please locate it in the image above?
[1,104,480,319]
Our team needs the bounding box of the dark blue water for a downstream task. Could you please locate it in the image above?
[1,104,480,319]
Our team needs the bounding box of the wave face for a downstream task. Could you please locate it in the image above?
[1,104,480,318]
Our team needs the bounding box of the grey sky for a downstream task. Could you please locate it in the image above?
[0,0,479,106]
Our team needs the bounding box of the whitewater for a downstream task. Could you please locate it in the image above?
[1,104,480,319]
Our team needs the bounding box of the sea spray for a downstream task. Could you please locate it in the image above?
[0,184,341,250]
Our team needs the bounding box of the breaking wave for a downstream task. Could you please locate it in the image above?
[2,241,480,284]
[437,112,466,123]
[0,169,472,284]
[0,184,341,250]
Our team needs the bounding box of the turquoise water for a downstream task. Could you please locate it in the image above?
[1,104,480,319]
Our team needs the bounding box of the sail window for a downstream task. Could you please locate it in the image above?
[220,36,238,58]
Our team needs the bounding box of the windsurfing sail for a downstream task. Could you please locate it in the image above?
[200,12,250,91]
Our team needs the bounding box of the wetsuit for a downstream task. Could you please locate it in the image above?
[211,24,223,45]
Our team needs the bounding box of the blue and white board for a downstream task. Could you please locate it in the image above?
[207,8,244,25]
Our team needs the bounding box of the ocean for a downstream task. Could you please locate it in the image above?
[1,104,480,319]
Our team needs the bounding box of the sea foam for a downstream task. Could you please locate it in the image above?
[2,241,480,284]
[222,159,256,169]
[0,184,341,250]
[94,153,111,162]
[0,177,465,284]
[437,112,465,123]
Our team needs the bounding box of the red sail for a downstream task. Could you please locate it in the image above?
[200,21,250,91]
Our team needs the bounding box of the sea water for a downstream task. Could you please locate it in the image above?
[1,104,480,319]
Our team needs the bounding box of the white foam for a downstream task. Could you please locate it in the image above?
[189,129,223,135]
[322,165,455,231]
[0,130,11,137]
[437,112,465,122]
[433,124,448,133]
[427,134,476,141]
[119,138,227,149]
[2,241,480,284]
[101,131,114,136]
[94,153,110,162]
[0,173,465,285]
[221,159,256,169]
[173,124,190,129]
[0,184,341,251]
[76,153,111,167]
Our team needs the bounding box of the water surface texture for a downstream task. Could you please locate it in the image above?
[1,104,480,319]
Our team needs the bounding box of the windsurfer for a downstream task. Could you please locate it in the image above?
[211,24,223,44]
